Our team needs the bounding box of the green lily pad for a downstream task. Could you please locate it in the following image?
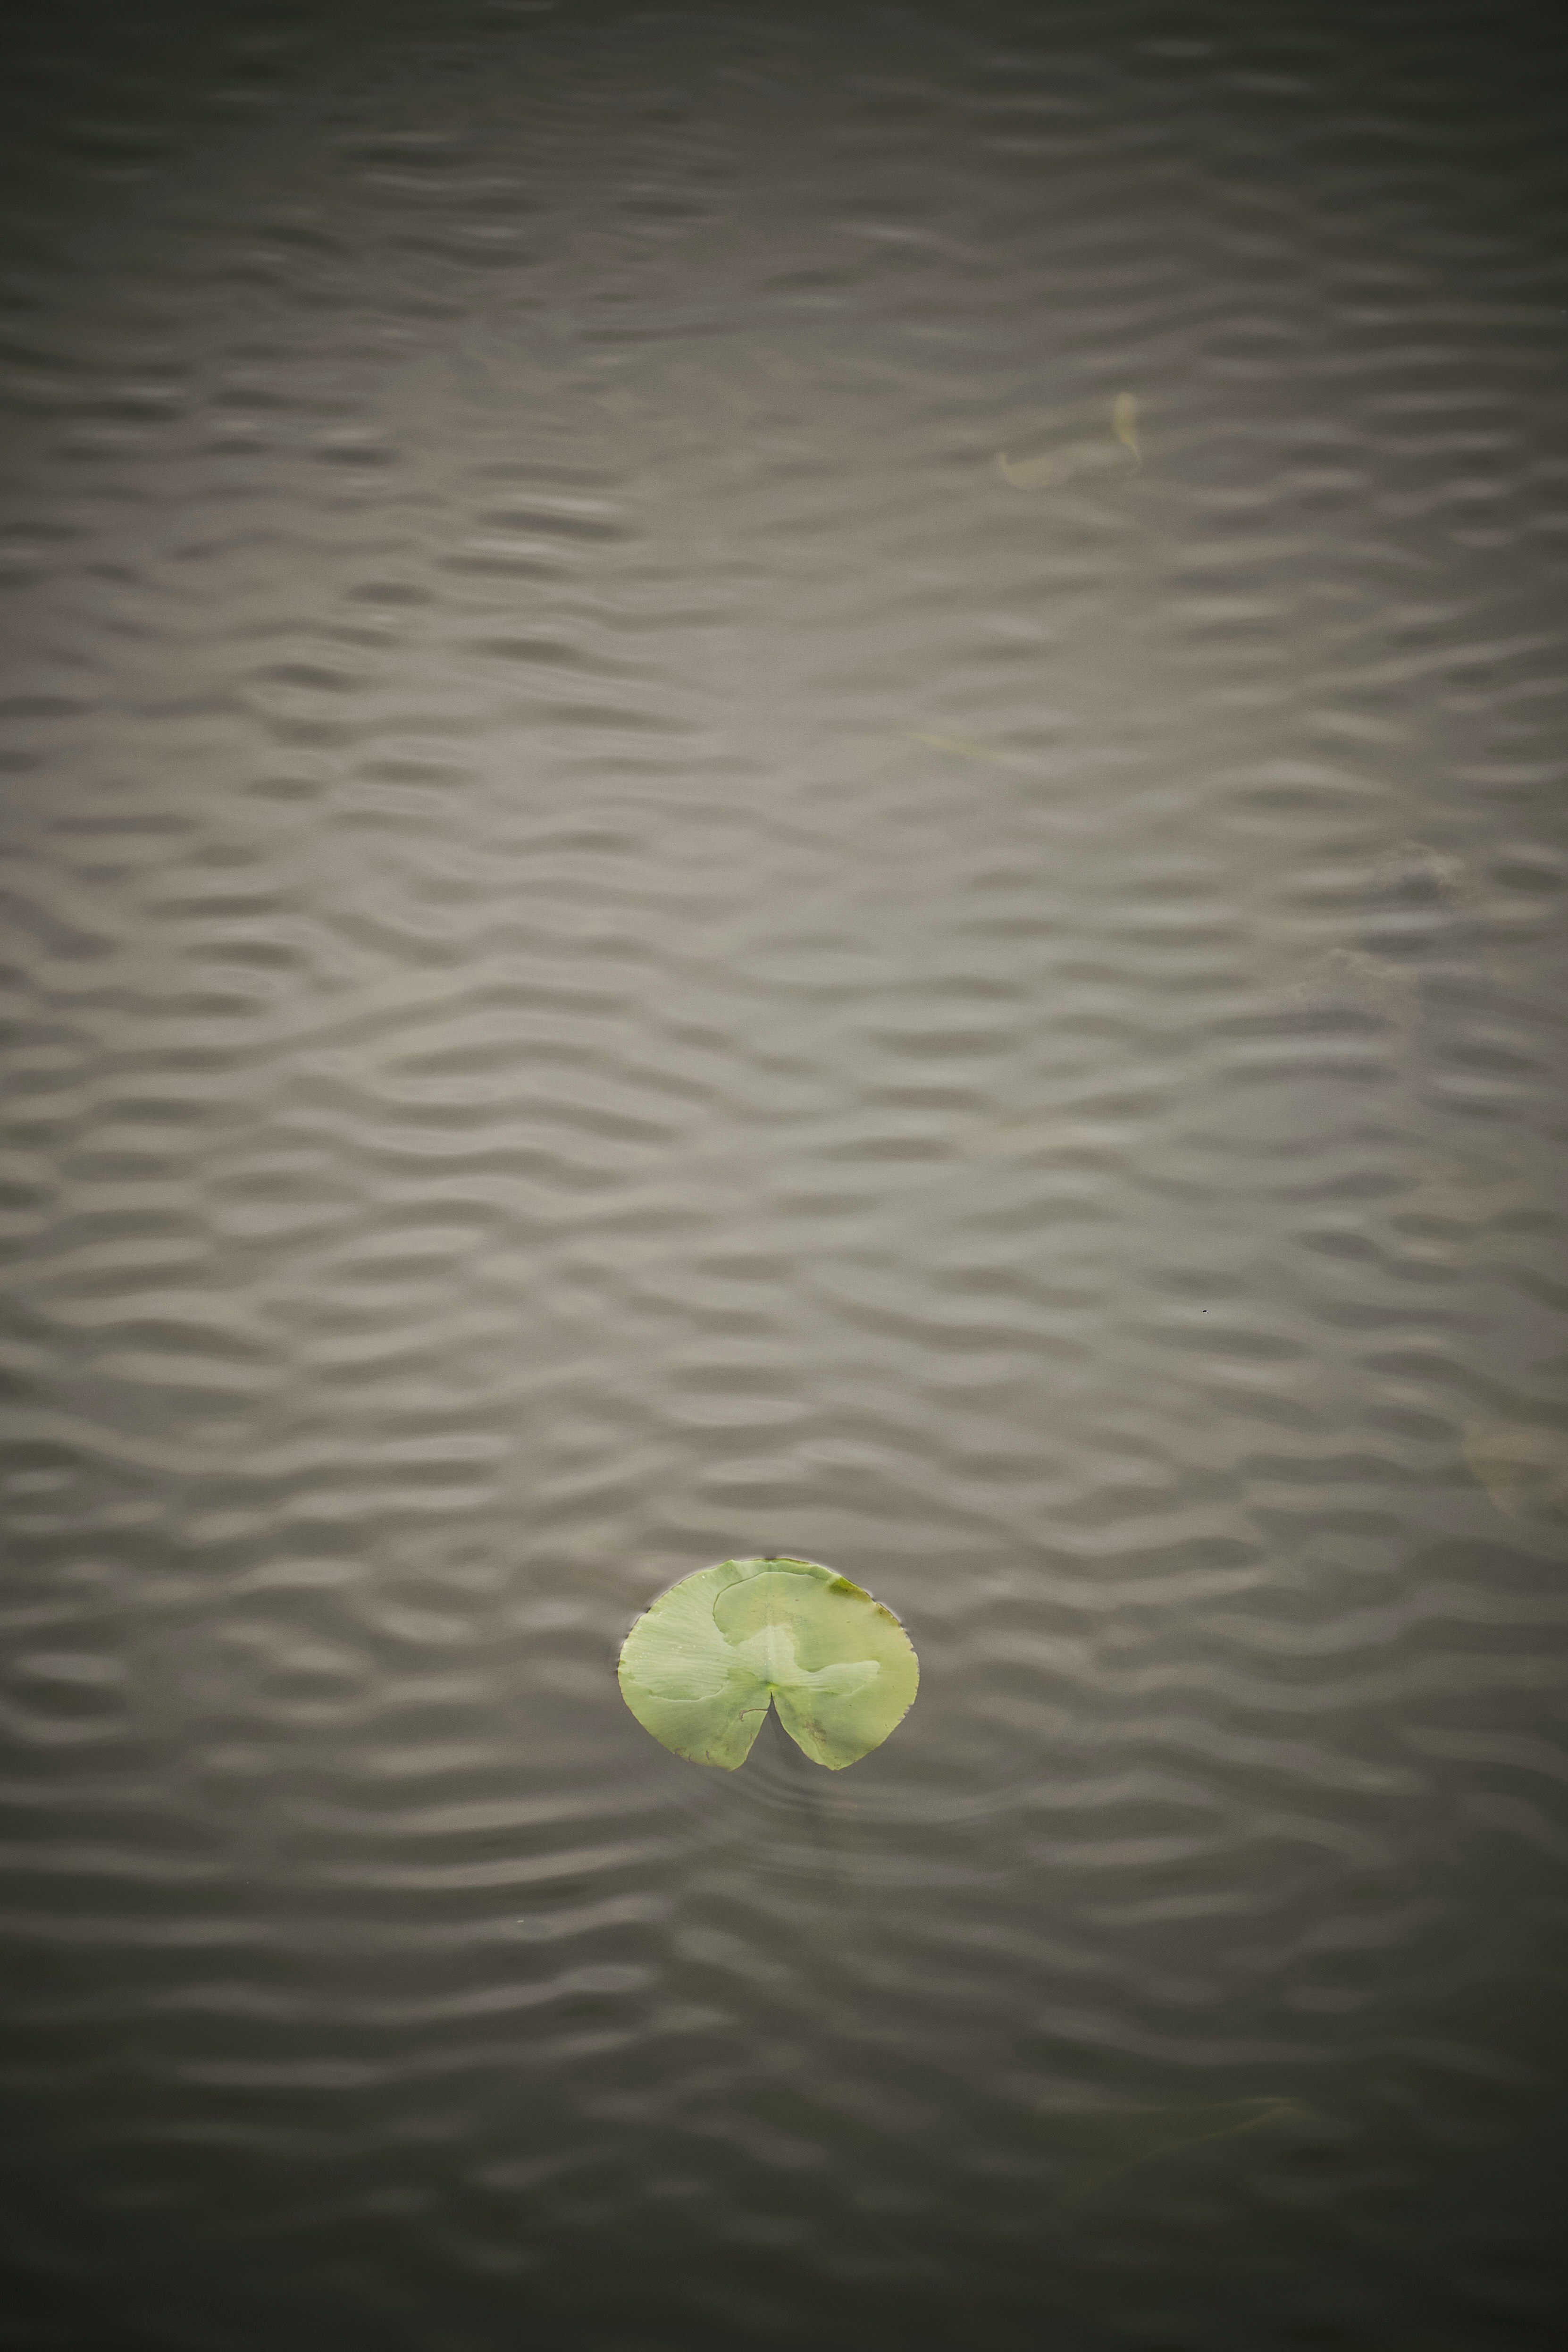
[617,1555,919,1771]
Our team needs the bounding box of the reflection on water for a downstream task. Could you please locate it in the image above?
[1,0,1566,2348]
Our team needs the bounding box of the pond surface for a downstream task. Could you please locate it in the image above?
[2,3,1566,2347]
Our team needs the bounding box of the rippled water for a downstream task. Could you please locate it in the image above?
[3,2,1567,2346]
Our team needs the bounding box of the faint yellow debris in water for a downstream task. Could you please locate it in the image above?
[1463,1422,1568,1521]
[1065,2098,1325,2206]
[1112,390,1140,462]
[996,448,1073,490]
[906,729,1021,767]
[996,393,1142,490]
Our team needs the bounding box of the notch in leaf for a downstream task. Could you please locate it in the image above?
[617,1556,919,1770]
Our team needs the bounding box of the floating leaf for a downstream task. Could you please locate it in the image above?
[617,1555,918,1770]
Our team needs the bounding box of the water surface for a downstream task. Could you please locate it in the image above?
[3,3,1567,2347]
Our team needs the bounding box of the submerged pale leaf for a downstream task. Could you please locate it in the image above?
[617,1555,919,1770]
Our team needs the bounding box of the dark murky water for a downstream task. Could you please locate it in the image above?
[3,3,1567,2346]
